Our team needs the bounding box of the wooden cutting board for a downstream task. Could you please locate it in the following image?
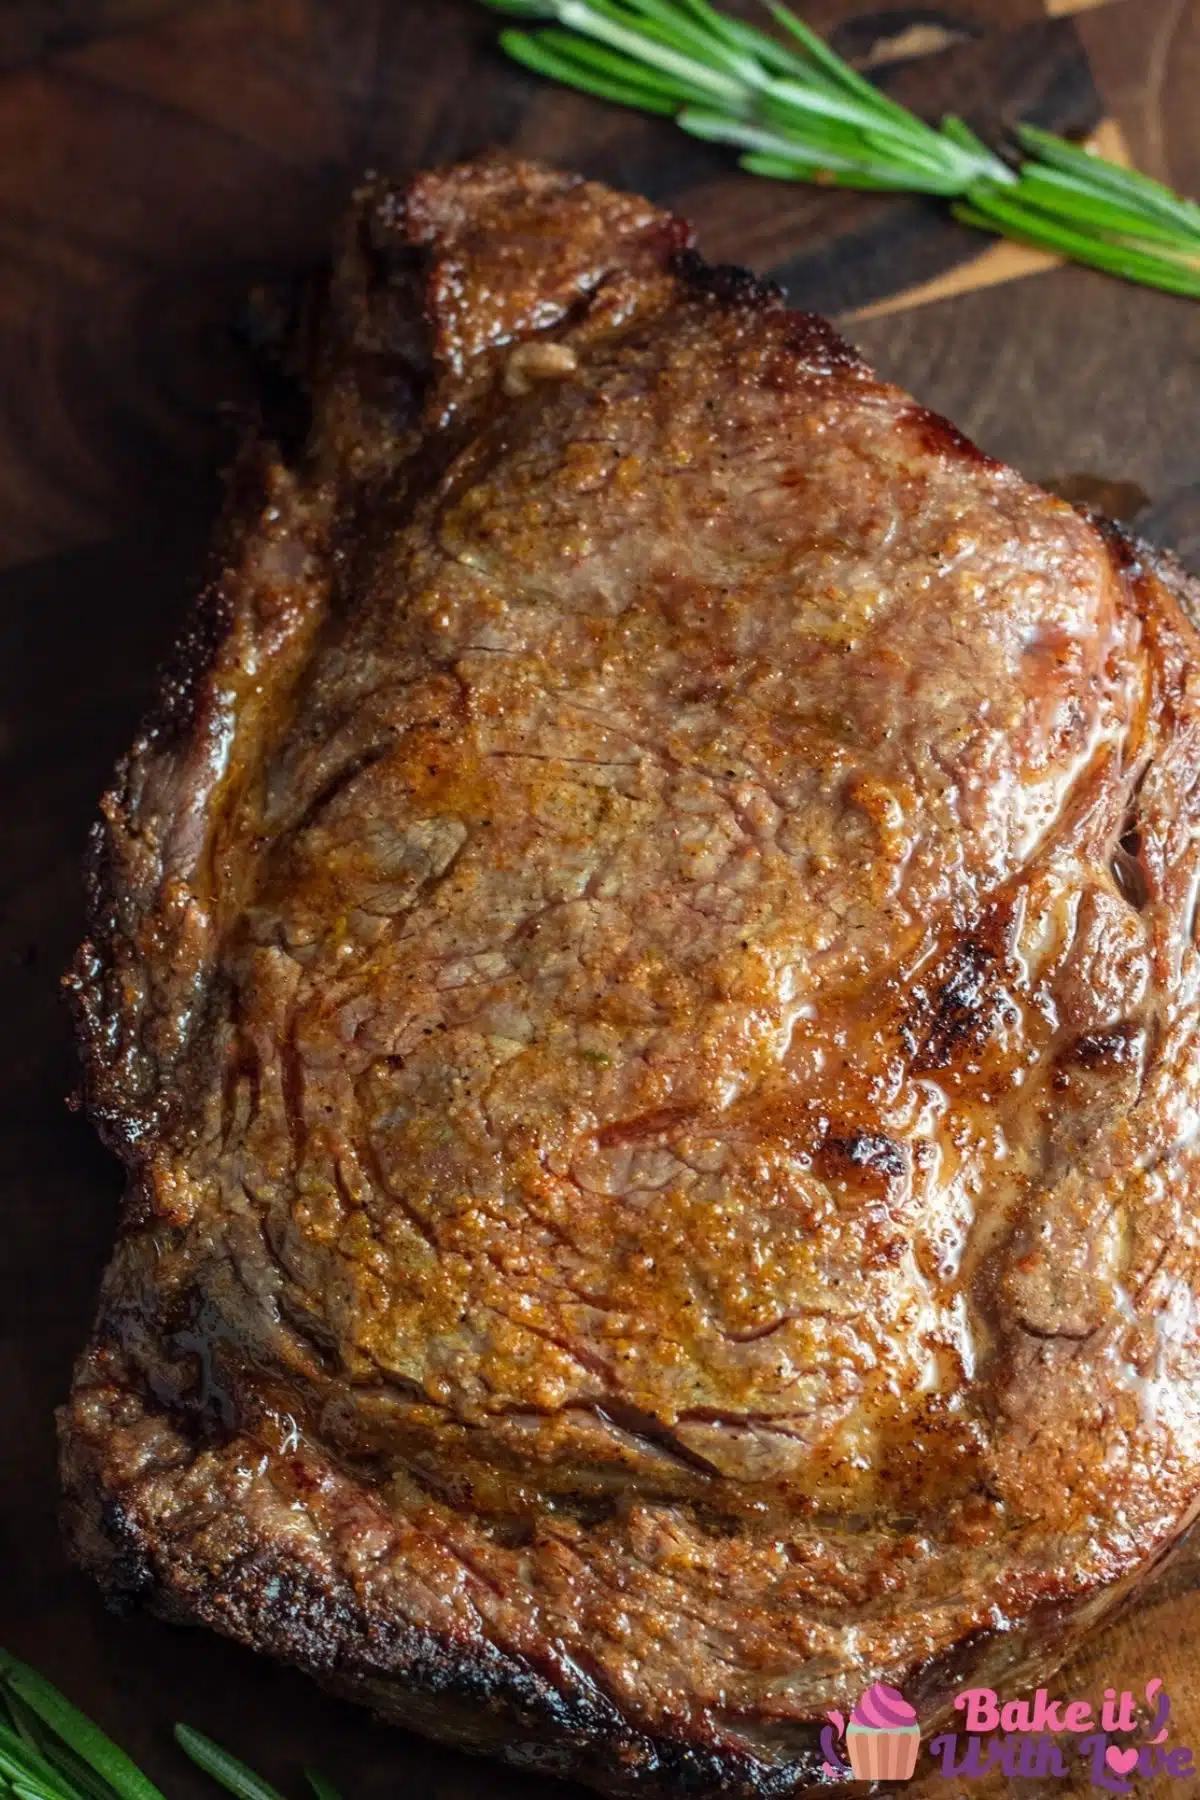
[2,4,1199,1799]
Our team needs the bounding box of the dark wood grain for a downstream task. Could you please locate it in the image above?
[0,0,192,71]
[1,4,1198,1799]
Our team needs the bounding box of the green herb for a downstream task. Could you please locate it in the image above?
[0,1653,339,1800]
[479,0,1200,300]
[958,123,1200,299]
[171,1732,285,1800]
[301,1774,341,1800]
[0,1652,167,1800]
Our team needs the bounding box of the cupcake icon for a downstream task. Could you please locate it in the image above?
[845,1683,921,1781]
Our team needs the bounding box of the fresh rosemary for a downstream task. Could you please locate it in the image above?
[480,0,1200,300]
[0,1651,337,1800]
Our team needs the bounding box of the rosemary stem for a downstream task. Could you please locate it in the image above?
[553,1,748,104]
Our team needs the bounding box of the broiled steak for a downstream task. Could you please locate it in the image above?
[61,154,1200,1796]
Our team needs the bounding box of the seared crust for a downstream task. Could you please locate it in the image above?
[62,154,1200,1795]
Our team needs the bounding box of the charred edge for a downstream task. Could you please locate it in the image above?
[904,939,998,1072]
[821,1130,908,1181]
[62,932,117,1122]
[70,1453,823,1800]
[70,477,239,989]
[1083,506,1147,577]
[671,248,785,312]
[1140,540,1200,639]
[1111,530,1196,773]
[903,403,1004,469]
[359,194,424,294]
[65,444,277,1049]
[781,309,871,374]
[136,443,281,762]
[60,1346,823,1796]
[232,273,322,460]
[1090,508,1194,648]
[64,929,169,1171]
[1094,524,1200,802]
[94,1496,158,1609]
[1058,1023,1143,1071]
[655,215,697,261]
[671,246,871,376]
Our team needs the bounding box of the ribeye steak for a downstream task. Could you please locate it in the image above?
[60,154,1200,1795]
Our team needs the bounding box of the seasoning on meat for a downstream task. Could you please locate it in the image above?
[60,154,1200,1798]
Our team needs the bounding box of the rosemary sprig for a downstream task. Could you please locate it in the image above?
[0,1651,167,1800]
[480,0,1200,301]
[492,0,1007,194]
[0,1653,338,1800]
[959,124,1200,300]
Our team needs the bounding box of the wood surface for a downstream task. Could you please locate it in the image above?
[1,3,1199,1798]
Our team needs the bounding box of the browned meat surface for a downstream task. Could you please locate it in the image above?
[61,154,1200,1796]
